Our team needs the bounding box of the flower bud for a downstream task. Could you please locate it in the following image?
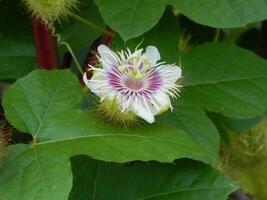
[97,97,137,127]
[23,0,79,23]
[220,118,267,199]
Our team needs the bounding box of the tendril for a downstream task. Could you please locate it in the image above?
[51,26,83,74]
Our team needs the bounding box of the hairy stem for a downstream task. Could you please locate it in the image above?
[32,16,59,69]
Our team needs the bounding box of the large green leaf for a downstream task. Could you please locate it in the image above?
[3,34,267,200]
[3,70,216,164]
[0,145,237,200]
[0,144,72,200]
[170,0,267,28]
[181,43,267,119]
[94,0,166,41]
[94,0,267,40]
[69,155,237,200]
[0,70,221,199]
[0,0,36,81]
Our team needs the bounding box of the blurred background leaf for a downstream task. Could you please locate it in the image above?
[0,0,36,81]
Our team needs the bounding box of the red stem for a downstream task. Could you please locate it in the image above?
[32,16,59,69]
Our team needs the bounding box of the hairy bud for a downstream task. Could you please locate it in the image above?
[97,98,137,127]
[220,118,267,200]
[23,0,79,23]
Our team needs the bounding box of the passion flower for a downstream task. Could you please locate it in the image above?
[83,45,182,124]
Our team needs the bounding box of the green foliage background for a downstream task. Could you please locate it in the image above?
[1,0,267,199]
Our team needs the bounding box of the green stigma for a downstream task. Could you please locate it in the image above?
[117,56,152,80]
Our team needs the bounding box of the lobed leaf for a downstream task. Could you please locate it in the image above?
[181,43,267,119]
[3,70,216,164]
[94,0,166,41]
[69,155,237,200]
[94,0,267,40]
[0,145,237,200]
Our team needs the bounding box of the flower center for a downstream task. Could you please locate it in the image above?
[118,57,152,79]
[124,78,144,90]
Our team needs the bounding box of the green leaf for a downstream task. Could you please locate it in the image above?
[94,0,267,40]
[112,8,181,63]
[181,43,267,119]
[0,144,72,200]
[69,156,237,200]
[159,102,219,166]
[209,112,263,133]
[0,0,36,81]
[3,70,83,134]
[94,0,166,41]
[0,56,36,81]
[57,0,107,50]
[0,68,223,199]
[170,0,267,29]
[3,69,217,165]
[4,41,267,200]
[0,146,237,200]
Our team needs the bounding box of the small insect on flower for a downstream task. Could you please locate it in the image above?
[83,45,182,124]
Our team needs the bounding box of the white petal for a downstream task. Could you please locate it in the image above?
[130,49,143,58]
[88,72,111,98]
[98,45,119,68]
[107,91,116,101]
[83,73,91,90]
[150,92,171,115]
[130,98,155,123]
[160,64,182,84]
[145,46,160,65]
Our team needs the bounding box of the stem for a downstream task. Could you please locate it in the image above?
[214,28,220,43]
[66,10,115,37]
[32,16,59,69]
